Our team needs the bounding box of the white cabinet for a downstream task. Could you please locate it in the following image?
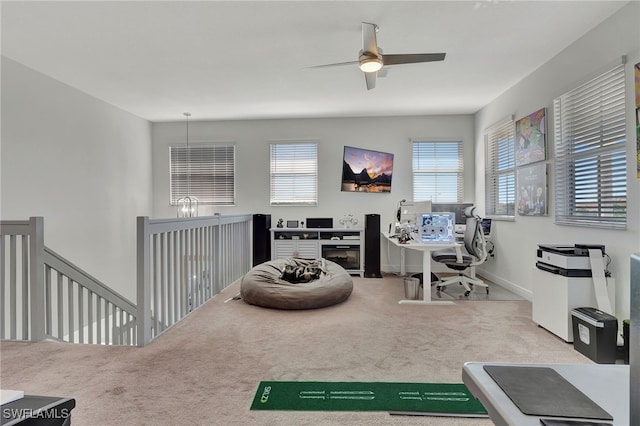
[271,228,364,276]
[273,239,318,259]
[532,267,615,342]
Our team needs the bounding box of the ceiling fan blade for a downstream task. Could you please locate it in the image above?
[362,22,379,55]
[382,53,446,66]
[364,72,376,90]
[307,60,359,69]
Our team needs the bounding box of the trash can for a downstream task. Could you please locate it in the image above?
[403,277,420,300]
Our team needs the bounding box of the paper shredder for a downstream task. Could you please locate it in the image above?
[571,307,618,364]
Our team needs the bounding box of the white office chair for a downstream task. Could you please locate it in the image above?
[431,207,489,296]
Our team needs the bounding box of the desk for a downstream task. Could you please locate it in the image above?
[462,362,629,425]
[382,232,455,305]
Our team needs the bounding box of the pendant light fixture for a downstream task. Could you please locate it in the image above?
[177,112,199,217]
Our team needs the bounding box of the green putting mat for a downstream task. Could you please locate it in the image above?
[251,381,487,416]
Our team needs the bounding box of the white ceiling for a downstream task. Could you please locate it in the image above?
[1,1,629,122]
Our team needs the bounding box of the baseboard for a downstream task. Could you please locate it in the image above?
[476,268,533,301]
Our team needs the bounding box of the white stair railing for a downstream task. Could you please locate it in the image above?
[136,214,251,346]
[1,214,252,346]
[43,247,137,345]
[0,217,137,345]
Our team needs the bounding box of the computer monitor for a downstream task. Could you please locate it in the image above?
[397,200,432,229]
[416,212,455,243]
[480,218,492,236]
[431,203,474,225]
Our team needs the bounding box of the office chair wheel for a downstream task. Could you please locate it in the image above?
[486,287,490,294]
[464,290,471,297]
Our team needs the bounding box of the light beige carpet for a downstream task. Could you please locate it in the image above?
[0,275,592,425]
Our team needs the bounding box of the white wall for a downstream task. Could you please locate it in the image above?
[474,1,640,321]
[152,115,475,271]
[1,57,153,301]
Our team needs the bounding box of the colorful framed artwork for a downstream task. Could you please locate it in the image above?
[517,163,547,216]
[515,107,546,166]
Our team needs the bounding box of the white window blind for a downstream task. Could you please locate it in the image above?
[169,144,235,205]
[484,118,516,218]
[270,142,318,206]
[412,140,463,203]
[554,63,626,229]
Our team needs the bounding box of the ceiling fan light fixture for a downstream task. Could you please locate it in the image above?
[359,57,383,73]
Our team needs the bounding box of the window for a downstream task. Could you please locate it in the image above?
[169,144,235,205]
[484,118,516,218]
[270,142,318,206]
[554,63,626,229]
[412,140,463,203]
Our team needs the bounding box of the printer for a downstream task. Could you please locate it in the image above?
[536,244,605,277]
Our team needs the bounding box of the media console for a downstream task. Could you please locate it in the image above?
[270,228,364,276]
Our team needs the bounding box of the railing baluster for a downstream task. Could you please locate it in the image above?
[224,224,229,289]
[88,290,94,344]
[186,228,192,313]
[104,301,111,345]
[153,233,160,335]
[9,235,17,340]
[167,231,174,327]
[172,230,179,325]
[160,232,166,329]
[67,278,74,343]
[21,235,29,339]
[97,296,102,344]
[111,303,118,345]
[120,308,125,344]
[78,285,84,344]
[196,227,200,307]
[57,271,63,340]
[201,226,205,305]
[205,225,211,299]
[45,266,51,336]
[178,229,188,318]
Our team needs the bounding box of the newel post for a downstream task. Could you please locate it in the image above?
[29,217,45,341]
[136,216,151,346]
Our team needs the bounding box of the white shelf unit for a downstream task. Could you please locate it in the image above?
[532,267,615,342]
[271,228,364,276]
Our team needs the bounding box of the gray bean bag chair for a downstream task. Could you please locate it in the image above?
[240,258,353,310]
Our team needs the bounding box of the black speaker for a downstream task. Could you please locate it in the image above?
[306,217,333,228]
[252,214,271,266]
[364,214,382,278]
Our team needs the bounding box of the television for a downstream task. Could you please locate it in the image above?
[341,146,393,193]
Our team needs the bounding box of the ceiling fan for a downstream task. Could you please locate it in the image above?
[312,22,446,90]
